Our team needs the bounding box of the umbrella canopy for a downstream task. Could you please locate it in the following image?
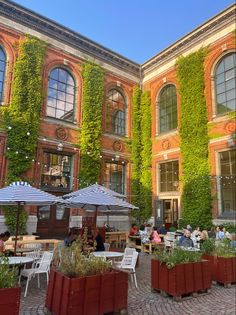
[0,181,61,205]
[63,185,138,227]
[63,183,125,199]
[0,181,60,254]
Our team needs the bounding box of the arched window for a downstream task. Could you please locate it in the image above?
[215,53,236,115]
[157,84,177,134]
[0,46,6,103]
[106,89,126,136]
[46,67,75,122]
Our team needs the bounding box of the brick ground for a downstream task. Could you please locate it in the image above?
[20,254,236,315]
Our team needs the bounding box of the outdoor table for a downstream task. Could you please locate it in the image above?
[14,248,35,256]
[0,256,34,265]
[180,246,200,251]
[5,239,63,251]
[92,251,123,265]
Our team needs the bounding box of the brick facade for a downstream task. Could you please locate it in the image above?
[0,1,235,233]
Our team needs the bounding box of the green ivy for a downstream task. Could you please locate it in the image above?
[79,62,104,187]
[131,87,152,223]
[1,35,46,183]
[3,206,28,235]
[0,35,46,232]
[177,48,212,229]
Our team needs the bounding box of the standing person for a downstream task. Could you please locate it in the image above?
[94,228,105,251]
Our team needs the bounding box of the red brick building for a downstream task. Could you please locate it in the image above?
[0,1,235,236]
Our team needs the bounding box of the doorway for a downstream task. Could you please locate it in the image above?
[37,205,70,238]
[163,199,178,229]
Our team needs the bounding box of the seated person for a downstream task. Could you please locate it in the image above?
[129,223,138,236]
[150,226,161,244]
[0,231,11,254]
[179,230,194,248]
[158,224,167,235]
[139,224,150,244]
[215,226,225,240]
[94,228,105,251]
[64,231,78,246]
[229,233,236,249]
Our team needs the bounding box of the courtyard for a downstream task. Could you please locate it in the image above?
[20,253,236,315]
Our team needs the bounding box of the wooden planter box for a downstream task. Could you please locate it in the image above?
[45,268,128,315]
[0,286,21,315]
[151,259,211,300]
[203,254,236,286]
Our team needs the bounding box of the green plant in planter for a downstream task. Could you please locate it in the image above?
[200,238,216,255]
[215,239,236,258]
[153,246,202,269]
[0,255,18,288]
[58,240,110,278]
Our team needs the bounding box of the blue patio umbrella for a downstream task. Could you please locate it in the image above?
[63,186,138,227]
[0,181,60,254]
[63,183,125,199]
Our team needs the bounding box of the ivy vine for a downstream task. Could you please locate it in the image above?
[177,48,212,229]
[79,62,104,187]
[0,35,46,233]
[131,86,152,223]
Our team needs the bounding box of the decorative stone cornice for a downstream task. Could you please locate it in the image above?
[142,4,236,75]
[0,0,140,76]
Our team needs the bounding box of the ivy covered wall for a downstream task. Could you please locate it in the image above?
[177,48,212,229]
[0,35,46,233]
[79,62,104,187]
[131,86,152,223]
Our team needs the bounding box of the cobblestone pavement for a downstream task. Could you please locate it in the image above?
[20,254,236,315]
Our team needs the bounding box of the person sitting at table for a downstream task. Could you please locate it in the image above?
[179,230,194,248]
[64,230,78,246]
[158,224,167,235]
[198,230,209,249]
[139,224,150,244]
[0,231,11,254]
[129,223,138,236]
[94,228,105,251]
[150,226,161,244]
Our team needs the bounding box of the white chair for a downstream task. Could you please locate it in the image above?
[104,243,110,251]
[19,251,53,297]
[24,249,42,267]
[113,247,136,268]
[116,251,138,288]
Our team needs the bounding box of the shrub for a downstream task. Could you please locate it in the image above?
[0,255,18,288]
[153,246,202,269]
[200,238,216,255]
[58,240,110,278]
[215,239,236,258]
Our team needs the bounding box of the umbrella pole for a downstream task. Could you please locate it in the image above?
[94,206,98,228]
[14,201,21,256]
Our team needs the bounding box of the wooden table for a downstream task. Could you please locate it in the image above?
[105,231,129,246]
[5,239,63,251]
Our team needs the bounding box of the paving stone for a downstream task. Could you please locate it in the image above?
[20,254,236,315]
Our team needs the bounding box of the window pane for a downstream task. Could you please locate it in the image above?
[159,161,179,192]
[106,89,126,136]
[215,53,236,115]
[158,85,177,133]
[41,153,72,190]
[220,150,236,213]
[103,162,125,194]
[47,67,75,121]
[0,47,6,103]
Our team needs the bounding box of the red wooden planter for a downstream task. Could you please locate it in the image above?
[203,255,236,285]
[151,259,211,298]
[0,286,21,315]
[45,268,128,315]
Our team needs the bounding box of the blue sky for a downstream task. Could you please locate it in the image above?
[12,0,233,63]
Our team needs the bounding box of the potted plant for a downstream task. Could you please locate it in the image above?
[45,239,128,315]
[151,247,211,301]
[202,239,236,287]
[0,255,21,315]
